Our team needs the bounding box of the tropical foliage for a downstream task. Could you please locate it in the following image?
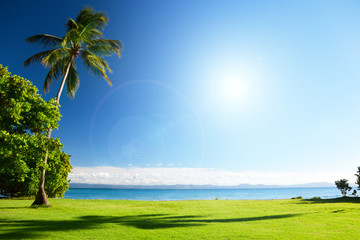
[24,7,121,206]
[24,7,121,100]
[0,65,71,197]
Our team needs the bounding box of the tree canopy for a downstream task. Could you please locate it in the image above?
[335,179,352,197]
[24,7,121,100]
[0,65,71,197]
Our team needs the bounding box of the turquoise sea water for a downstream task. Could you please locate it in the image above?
[64,187,341,200]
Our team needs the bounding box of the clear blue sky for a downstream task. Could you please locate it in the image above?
[1,0,360,185]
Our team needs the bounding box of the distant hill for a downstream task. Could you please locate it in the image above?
[69,182,334,189]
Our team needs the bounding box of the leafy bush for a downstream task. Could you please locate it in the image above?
[311,197,321,200]
[0,65,72,197]
[335,179,352,197]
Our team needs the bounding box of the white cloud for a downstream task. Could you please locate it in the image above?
[68,166,354,186]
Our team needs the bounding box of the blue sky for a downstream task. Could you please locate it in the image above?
[1,0,360,185]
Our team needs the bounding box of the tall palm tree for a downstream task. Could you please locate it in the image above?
[24,7,121,206]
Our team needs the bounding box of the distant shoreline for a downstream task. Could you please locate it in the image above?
[69,182,335,190]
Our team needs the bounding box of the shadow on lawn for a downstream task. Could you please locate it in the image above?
[0,207,29,210]
[299,197,360,204]
[0,213,299,239]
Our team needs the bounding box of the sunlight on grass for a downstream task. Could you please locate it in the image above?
[1,198,360,239]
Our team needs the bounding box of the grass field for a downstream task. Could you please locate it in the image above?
[1,197,360,239]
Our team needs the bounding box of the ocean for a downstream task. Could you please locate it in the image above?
[64,187,341,200]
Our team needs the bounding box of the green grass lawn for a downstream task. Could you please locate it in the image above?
[1,197,360,239]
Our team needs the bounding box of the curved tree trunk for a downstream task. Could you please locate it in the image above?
[32,129,53,206]
[32,58,73,207]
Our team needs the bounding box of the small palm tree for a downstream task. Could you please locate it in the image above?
[25,7,121,206]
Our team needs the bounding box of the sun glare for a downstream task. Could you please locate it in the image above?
[212,67,251,110]
[219,77,249,105]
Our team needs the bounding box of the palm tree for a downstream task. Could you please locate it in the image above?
[24,7,121,206]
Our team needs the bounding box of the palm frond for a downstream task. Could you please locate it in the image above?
[86,45,118,57]
[43,57,69,93]
[76,7,94,23]
[92,12,108,29]
[62,28,79,48]
[86,39,122,48]
[25,34,63,48]
[85,44,121,58]
[88,29,103,38]
[66,60,80,98]
[65,18,78,32]
[85,39,122,57]
[81,50,112,86]
[75,7,108,41]
[79,29,103,42]
[82,50,112,72]
[41,48,69,67]
[76,7,108,29]
[24,50,55,67]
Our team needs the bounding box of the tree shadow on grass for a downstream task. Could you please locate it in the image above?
[0,213,300,239]
[298,197,360,204]
[118,213,300,229]
[0,207,29,210]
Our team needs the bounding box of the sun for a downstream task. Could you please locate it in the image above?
[213,69,250,109]
[219,77,249,105]
[208,63,259,114]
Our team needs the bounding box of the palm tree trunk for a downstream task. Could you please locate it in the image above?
[32,58,73,207]
[56,58,73,104]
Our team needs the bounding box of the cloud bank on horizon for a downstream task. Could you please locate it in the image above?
[69,166,354,186]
